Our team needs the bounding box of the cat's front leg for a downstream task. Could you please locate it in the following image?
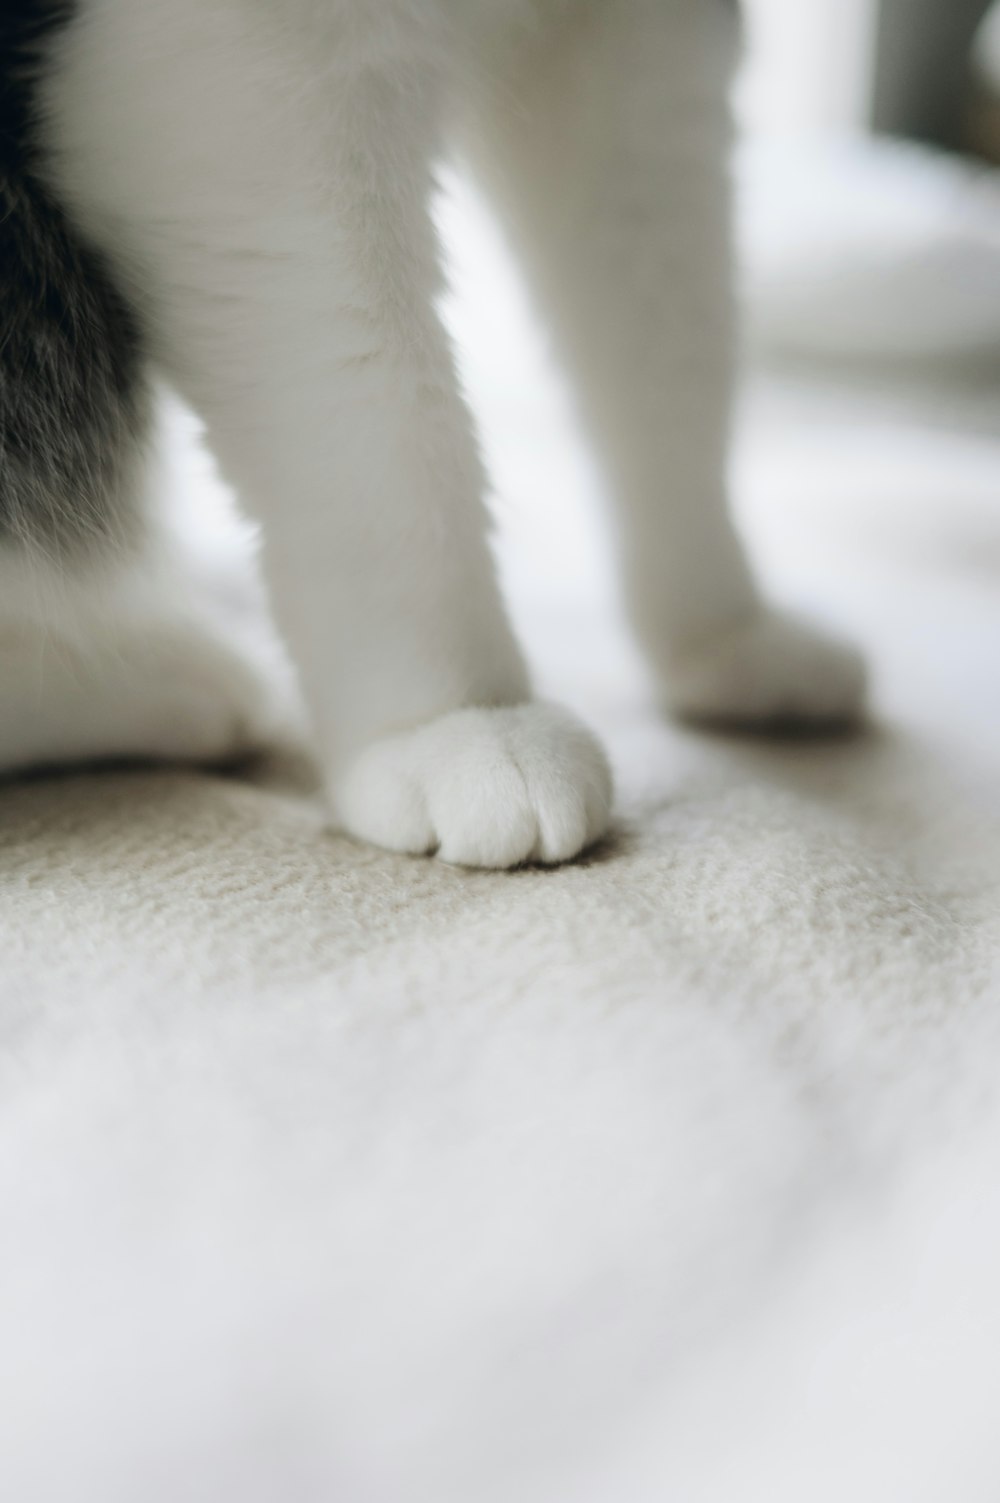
[42,0,609,865]
[465,0,866,731]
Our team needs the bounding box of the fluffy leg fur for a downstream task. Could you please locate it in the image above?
[462,0,866,726]
[0,399,303,773]
[37,0,610,866]
[0,574,289,772]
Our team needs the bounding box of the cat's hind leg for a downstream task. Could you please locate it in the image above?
[0,426,301,779]
[0,562,295,776]
[0,170,295,775]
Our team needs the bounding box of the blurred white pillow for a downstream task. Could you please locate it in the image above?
[739,136,1000,361]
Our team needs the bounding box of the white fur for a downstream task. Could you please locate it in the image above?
[14,0,864,865]
[0,396,301,772]
[336,702,611,867]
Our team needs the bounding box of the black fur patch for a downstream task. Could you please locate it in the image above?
[0,2,147,554]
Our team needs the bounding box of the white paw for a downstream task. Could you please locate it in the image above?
[333,704,612,868]
[664,608,867,728]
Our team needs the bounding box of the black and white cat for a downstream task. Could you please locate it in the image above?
[0,0,864,867]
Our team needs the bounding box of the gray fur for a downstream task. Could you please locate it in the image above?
[0,4,148,557]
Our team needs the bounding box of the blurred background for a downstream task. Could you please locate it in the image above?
[728,0,1000,728]
[741,0,1000,145]
[738,0,1000,366]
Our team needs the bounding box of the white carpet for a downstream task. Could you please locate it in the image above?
[2,188,1000,1502]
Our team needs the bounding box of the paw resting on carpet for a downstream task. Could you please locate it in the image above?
[332,703,612,868]
[663,607,867,729]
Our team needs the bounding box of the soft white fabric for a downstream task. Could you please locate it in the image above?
[3,191,1000,1503]
[741,136,1000,360]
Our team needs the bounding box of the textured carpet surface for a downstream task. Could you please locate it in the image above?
[2,192,1000,1501]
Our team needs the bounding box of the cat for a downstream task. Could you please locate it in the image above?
[0,0,864,868]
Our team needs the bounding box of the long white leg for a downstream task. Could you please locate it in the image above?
[39,0,609,865]
[463,0,865,726]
